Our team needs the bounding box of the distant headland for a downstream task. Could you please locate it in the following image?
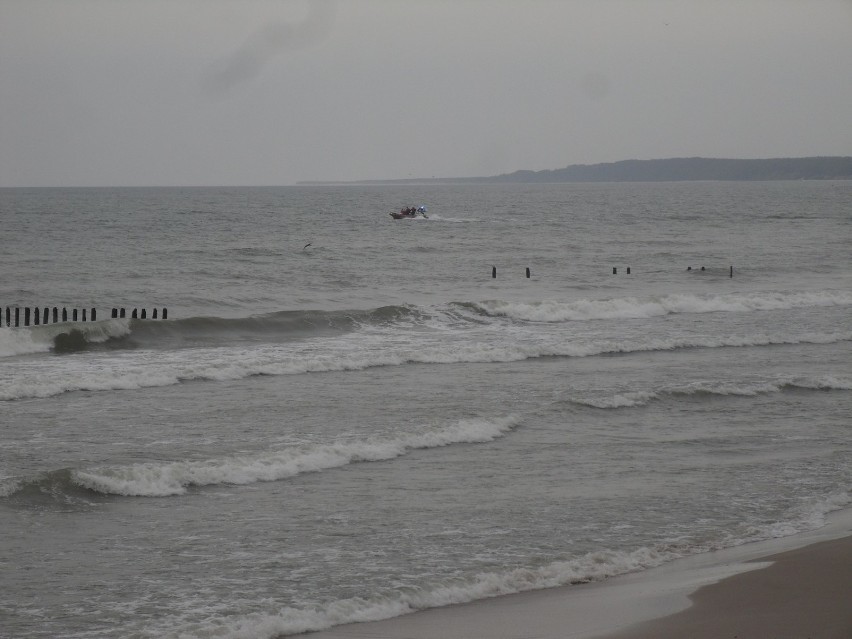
[300,156,852,185]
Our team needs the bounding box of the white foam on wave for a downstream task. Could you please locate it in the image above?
[0,326,50,357]
[150,491,852,639]
[670,376,852,398]
[572,374,852,409]
[739,490,852,541]
[790,374,852,391]
[0,477,22,498]
[3,326,851,402]
[150,545,677,639]
[0,319,130,358]
[573,391,659,409]
[475,289,852,323]
[71,415,522,496]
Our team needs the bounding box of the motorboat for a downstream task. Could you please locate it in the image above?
[390,206,428,219]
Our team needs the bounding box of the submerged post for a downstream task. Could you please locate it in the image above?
[526,267,531,278]
[492,266,497,278]
[730,265,733,278]
[627,267,631,275]
[612,267,617,275]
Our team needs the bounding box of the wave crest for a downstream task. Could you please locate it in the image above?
[0,319,131,357]
[571,375,852,409]
[68,415,522,497]
[472,290,852,323]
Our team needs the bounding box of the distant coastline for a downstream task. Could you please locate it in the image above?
[299,156,852,185]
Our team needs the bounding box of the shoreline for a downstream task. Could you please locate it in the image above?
[602,535,852,639]
[302,508,852,639]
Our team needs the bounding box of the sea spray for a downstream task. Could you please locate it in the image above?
[0,319,131,358]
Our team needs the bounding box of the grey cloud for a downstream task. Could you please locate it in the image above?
[203,0,337,96]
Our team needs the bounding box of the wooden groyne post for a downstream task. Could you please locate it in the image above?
[489,266,534,278]
[3,306,168,327]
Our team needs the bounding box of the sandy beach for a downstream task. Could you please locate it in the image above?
[303,512,852,639]
[605,535,852,639]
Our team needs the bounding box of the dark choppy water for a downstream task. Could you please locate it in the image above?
[1,181,850,638]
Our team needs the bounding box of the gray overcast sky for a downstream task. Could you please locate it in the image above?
[1,0,850,187]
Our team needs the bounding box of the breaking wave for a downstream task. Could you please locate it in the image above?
[0,308,383,358]
[1,327,850,402]
[471,289,852,322]
[1,288,850,401]
[150,491,850,638]
[4,415,521,499]
[1,289,848,359]
[0,318,131,357]
[571,375,852,409]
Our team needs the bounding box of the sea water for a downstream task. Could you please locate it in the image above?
[0,181,850,638]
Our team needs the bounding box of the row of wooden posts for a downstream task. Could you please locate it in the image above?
[490,267,635,277]
[491,266,734,278]
[2,307,168,328]
[490,267,537,278]
[490,266,629,278]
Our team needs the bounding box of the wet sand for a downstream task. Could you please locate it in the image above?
[604,535,852,639]
[302,514,852,639]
